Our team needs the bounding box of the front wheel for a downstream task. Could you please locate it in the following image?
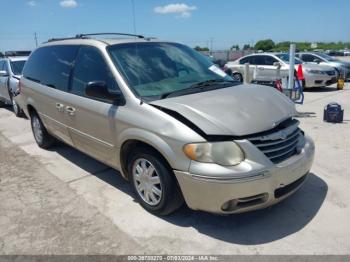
[128,148,184,215]
[30,111,56,149]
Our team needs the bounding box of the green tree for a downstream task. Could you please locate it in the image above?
[194,46,209,51]
[243,44,251,50]
[254,39,275,51]
[230,44,240,51]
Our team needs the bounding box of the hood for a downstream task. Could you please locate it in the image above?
[150,84,296,137]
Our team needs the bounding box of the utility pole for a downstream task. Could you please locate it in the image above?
[34,32,38,47]
[209,37,214,55]
[131,0,137,35]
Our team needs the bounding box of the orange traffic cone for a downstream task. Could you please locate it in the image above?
[297,64,304,80]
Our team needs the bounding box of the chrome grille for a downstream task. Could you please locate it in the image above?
[248,121,303,164]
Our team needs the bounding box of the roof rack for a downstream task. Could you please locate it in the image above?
[0,51,31,57]
[47,32,145,43]
[76,33,144,39]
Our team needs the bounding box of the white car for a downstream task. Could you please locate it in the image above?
[225,53,337,88]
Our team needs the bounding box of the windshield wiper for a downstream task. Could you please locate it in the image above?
[161,79,237,99]
[189,79,236,88]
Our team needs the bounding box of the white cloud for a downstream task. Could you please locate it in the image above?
[27,1,37,7]
[154,3,197,18]
[60,0,78,8]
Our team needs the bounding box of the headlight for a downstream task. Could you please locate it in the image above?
[183,141,245,166]
[305,69,325,75]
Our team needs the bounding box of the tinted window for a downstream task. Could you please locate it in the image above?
[23,45,78,91]
[71,46,118,98]
[301,54,317,62]
[0,61,4,71]
[264,55,278,65]
[10,60,26,75]
[239,56,252,64]
[254,56,266,65]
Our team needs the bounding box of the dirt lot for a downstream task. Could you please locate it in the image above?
[0,82,350,255]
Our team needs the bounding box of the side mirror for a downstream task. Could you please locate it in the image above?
[85,81,124,104]
[313,58,321,64]
[0,70,9,77]
[273,62,281,67]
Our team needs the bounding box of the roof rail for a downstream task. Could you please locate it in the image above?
[75,33,144,39]
[1,51,31,57]
[47,33,145,43]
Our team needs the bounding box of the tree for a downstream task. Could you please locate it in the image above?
[194,46,209,51]
[254,39,275,51]
[243,44,251,50]
[230,44,240,51]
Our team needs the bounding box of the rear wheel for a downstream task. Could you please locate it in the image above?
[30,111,56,149]
[128,148,184,215]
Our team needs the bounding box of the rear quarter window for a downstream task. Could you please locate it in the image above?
[23,45,79,91]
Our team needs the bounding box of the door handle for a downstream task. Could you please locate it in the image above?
[66,106,76,116]
[257,66,265,70]
[56,103,65,112]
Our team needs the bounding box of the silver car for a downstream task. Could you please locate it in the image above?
[225,53,337,88]
[18,34,315,215]
[296,52,350,80]
[0,53,29,116]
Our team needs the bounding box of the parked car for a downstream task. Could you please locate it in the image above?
[343,50,350,56]
[296,52,350,80]
[325,50,344,56]
[225,53,337,88]
[0,51,30,116]
[18,33,315,215]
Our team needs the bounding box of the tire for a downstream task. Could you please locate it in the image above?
[232,72,243,82]
[128,148,184,215]
[30,111,56,149]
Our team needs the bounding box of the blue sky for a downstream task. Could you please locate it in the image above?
[1,0,349,51]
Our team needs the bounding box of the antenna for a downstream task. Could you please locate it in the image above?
[131,0,137,35]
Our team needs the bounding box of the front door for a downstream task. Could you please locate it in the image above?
[64,45,122,166]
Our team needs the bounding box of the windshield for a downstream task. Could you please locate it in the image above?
[10,60,26,75]
[275,54,302,64]
[107,42,234,99]
[316,53,339,62]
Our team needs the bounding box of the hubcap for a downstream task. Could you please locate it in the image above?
[132,158,162,206]
[32,116,43,143]
[233,74,242,82]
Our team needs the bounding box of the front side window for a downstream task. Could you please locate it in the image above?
[264,55,278,66]
[10,60,26,75]
[23,45,78,91]
[71,46,119,97]
[108,42,233,99]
